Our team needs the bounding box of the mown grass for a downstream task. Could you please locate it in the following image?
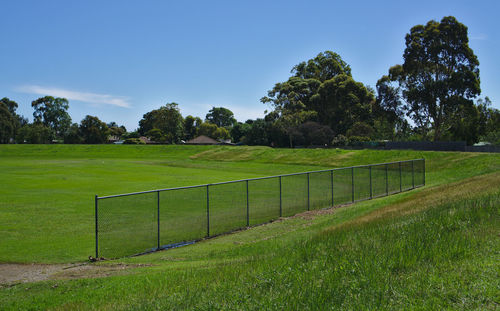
[0,145,330,263]
[1,170,498,310]
[0,145,498,263]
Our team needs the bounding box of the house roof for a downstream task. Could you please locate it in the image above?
[185,135,219,145]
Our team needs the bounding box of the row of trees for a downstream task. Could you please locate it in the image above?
[136,104,234,143]
[1,16,499,146]
[257,16,499,146]
[0,96,123,144]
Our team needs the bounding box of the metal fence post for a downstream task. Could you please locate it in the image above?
[95,195,98,258]
[369,166,373,199]
[399,161,402,192]
[330,170,334,206]
[157,190,160,250]
[351,167,355,203]
[246,180,249,227]
[279,176,282,217]
[206,185,210,237]
[307,173,310,211]
[385,164,388,196]
[411,160,415,189]
[423,158,426,186]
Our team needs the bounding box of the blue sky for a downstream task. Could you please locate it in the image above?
[1,0,498,131]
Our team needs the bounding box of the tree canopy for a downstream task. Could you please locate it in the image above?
[31,96,72,138]
[205,107,236,128]
[79,115,109,144]
[138,103,184,143]
[379,16,481,141]
[261,51,375,147]
[0,100,16,143]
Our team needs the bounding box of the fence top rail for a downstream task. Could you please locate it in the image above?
[97,158,424,199]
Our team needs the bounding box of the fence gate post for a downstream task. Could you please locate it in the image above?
[331,170,334,207]
[385,164,389,196]
[95,195,98,258]
[351,167,355,203]
[246,180,249,227]
[411,160,415,189]
[157,191,160,250]
[307,173,310,211]
[369,166,373,199]
[279,176,282,217]
[423,158,426,186]
[206,185,210,237]
[399,162,402,192]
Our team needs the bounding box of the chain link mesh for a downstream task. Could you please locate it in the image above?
[281,173,308,216]
[159,186,207,247]
[248,177,280,225]
[96,159,425,258]
[98,192,156,258]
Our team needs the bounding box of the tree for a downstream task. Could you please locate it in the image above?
[64,123,83,144]
[375,68,409,140]
[293,50,351,81]
[138,103,184,143]
[0,101,16,143]
[0,98,26,142]
[16,123,54,144]
[243,119,270,146]
[79,115,109,144]
[346,122,375,139]
[31,96,72,138]
[205,107,237,128]
[230,122,251,143]
[295,121,334,146]
[146,128,167,143]
[184,115,202,140]
[476,97,500,137]
[0,97,19,116]
[262,51,374,144]
[198,122,218,138]
[107,122,126,138]
[310,74,374,135]
[390,16,481,140]
[446,101,479,145]
[272,109,317,147]
[213,127,230,140]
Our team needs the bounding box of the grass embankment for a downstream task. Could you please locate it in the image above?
[0,145,492,263]
[0,145,499,309]
[1,167,498,309]
[0,145,498,264]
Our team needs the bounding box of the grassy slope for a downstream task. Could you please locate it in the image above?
[0,145,498,264]
[0,145,499,309]
[0,159,498,309]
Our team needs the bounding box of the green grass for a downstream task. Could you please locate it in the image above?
[0,145,499,309]
[1,170,498,310]
[0,145,498,263]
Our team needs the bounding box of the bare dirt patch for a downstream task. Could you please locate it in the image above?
[0,263,149,286]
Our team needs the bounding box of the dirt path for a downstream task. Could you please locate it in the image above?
[0,262,147,286]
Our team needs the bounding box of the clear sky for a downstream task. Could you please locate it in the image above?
[1,0,498,131]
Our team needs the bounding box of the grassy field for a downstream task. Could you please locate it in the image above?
[0,145,499,309]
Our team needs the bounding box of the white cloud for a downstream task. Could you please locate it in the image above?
[470,34,487,41]
[16,85,131,108]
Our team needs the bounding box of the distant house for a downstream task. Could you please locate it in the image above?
[185,135,219,145]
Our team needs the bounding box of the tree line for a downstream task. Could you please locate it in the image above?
[1,16,499,146]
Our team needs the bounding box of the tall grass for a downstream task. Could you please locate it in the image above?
[1,188,498,310]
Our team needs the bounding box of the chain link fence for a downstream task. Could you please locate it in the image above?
[95,159,425,259]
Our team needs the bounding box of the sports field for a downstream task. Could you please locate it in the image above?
[0,145,499,309]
